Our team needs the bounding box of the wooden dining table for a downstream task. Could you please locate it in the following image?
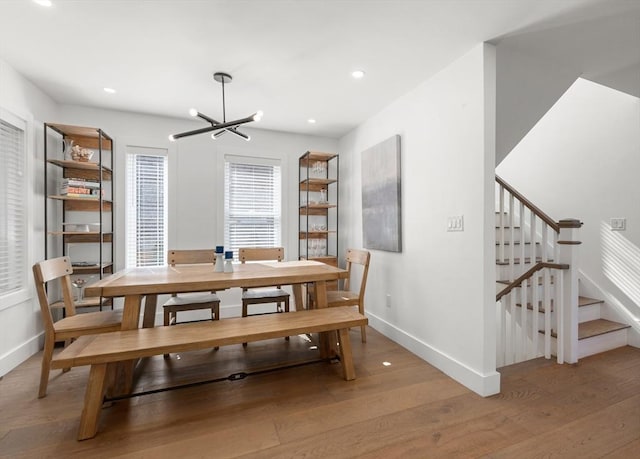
[85,260,348,392]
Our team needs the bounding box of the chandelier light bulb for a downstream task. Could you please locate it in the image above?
[189,108,198,117]
[253,111,263,122]
[351,69,365,79]
[168,134,176,142]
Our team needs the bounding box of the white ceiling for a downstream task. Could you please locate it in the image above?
[0,0,638,139]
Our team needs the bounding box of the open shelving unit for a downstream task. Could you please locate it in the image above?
[44,123,114,310]
[298,151,339,269]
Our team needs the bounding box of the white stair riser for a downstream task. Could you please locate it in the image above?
[578,329,628,359]
[551,328,628,359]
[579,303,601,323]
[546,329,628,359]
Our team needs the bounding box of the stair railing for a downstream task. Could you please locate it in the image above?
[496,262,568,366]
[495,175,582,366]
[495,175,559,281]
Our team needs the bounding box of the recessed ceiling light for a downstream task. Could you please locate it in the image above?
[307,119,316,124]
[33,0,52,6]
[351,70,365,79]
[103,87,116,94]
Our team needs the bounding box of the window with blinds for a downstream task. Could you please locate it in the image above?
[0,112,27,300]
[224,157,281,259]
[126,148,168,268]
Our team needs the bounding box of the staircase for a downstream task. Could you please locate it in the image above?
[495,176,630,367]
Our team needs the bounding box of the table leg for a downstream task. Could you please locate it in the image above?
[121,294,143,330]
[292,284,303,311]
[115,294,143,395]
[142,294,158,328]
[313,281,332,358]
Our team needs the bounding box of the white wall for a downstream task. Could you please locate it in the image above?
[0,58,58,376]
[338,44,499,396]
[497,78,640,345]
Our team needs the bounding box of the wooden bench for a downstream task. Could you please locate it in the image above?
[51,307,368,440]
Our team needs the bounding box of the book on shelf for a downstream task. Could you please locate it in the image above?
[62,178,100,188]
[60,186,104,197]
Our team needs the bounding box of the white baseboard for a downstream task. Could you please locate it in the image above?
[367,313,500,397]
[0,332,43,377]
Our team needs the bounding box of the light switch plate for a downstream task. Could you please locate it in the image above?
[611,218,626,231]
[447,215,464,232]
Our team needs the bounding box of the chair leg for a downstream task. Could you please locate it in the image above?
[164,309,172,358]
[212,303,220,350]
[284,297,290,340]
[358,302,366,343]
[242,300,248,346]
[38,336,55,398]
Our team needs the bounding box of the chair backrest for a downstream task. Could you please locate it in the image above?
[168,249,217,266]
[32,257,77,334]
[239,247,285,263]
[343,249,371,299]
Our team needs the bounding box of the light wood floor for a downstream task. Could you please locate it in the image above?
[1,327,638,458]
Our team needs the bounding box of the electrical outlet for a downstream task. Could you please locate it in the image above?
[611,218,626,231]
[386,294,391,308]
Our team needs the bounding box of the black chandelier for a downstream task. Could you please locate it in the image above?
[169,72,262,142]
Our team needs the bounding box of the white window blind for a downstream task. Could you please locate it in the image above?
[126,149,168,268]
[0,114,26,298]
[224,157,281,259]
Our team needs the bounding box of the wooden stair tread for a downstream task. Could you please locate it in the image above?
[578,319,630,340]
[578,296,604,307]
[514,297,600,313]
[546,319,630,339]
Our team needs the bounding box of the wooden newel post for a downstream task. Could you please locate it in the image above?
[557,219,582,364]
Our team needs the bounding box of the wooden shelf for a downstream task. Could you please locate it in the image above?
[299,231,336,239]
[48,195,112,212]
[300,151,338,163]
[299,178,337,191]
[71,263,113,275]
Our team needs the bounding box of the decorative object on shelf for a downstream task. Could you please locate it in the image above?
[70,144,94,162]
[361,135,402,252]
[63,139,74,160]
[169,72,263,142]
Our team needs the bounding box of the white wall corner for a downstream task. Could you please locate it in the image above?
[368,313,501,397]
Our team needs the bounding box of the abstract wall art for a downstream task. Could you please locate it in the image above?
[361,135,402,252]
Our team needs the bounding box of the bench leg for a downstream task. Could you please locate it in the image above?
[78,363,109,440]
[337,328,356,381]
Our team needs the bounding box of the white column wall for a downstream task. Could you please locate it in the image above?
[338,44,499,396]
